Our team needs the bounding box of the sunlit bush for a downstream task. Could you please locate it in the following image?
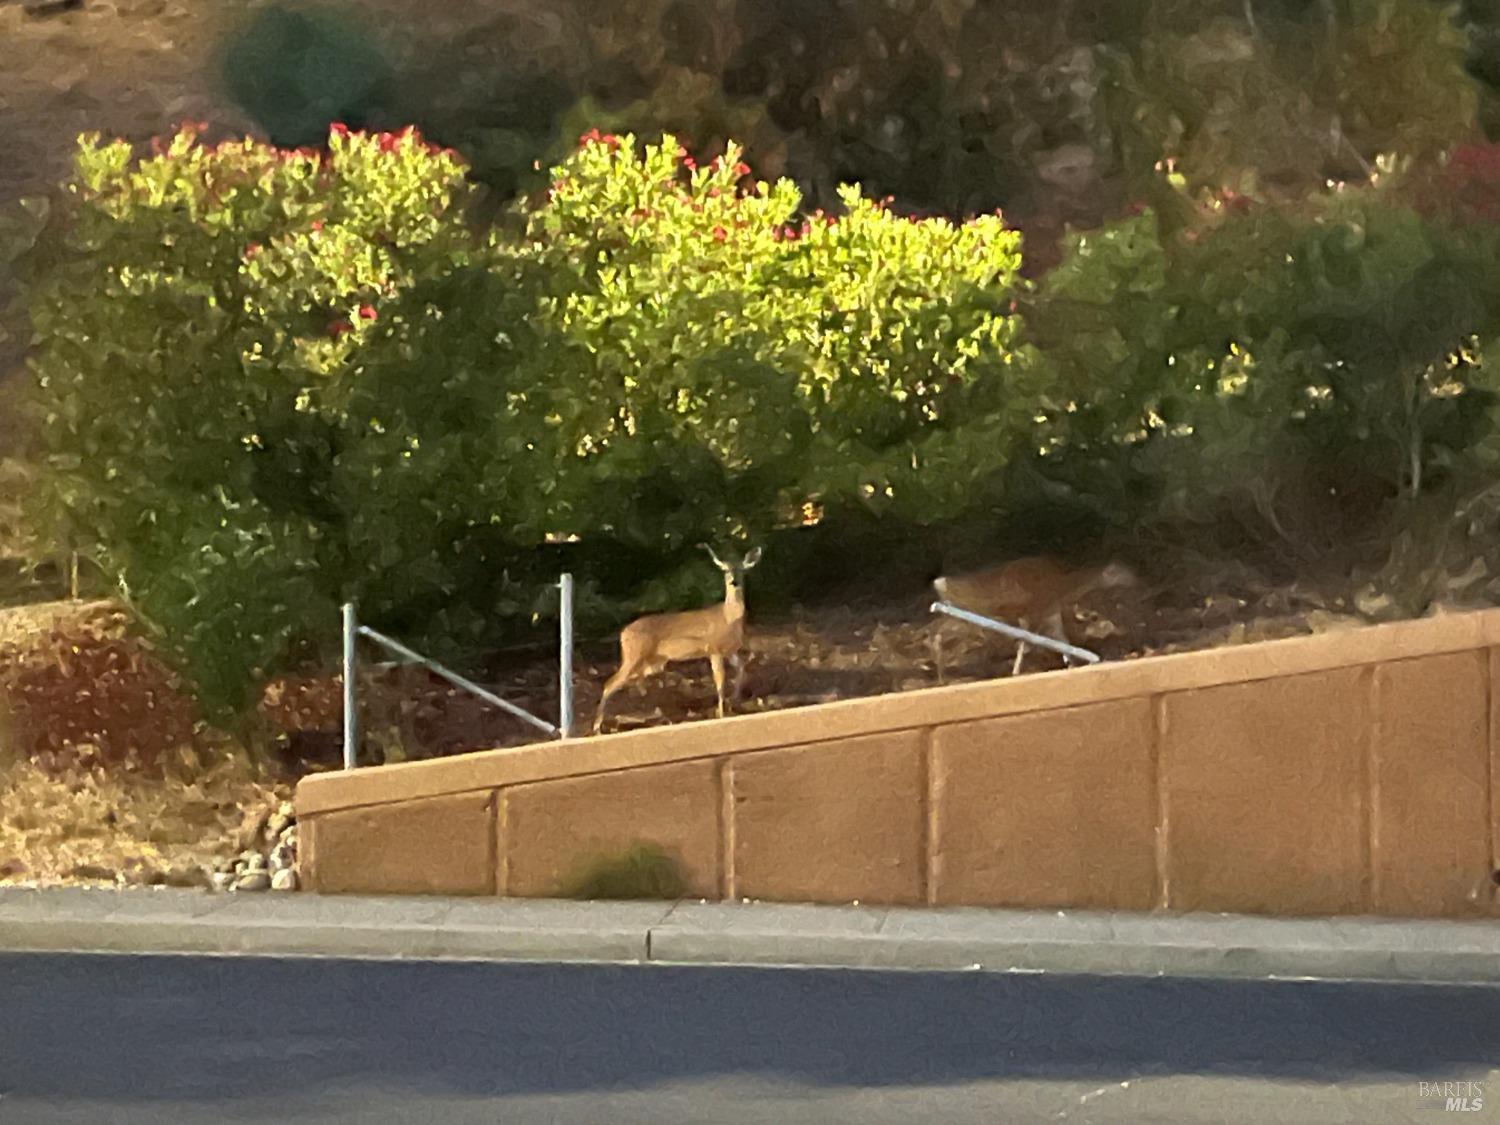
[19,127,1030,716]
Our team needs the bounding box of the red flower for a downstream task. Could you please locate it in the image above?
[310,220,324,232]
[711,226,728,242]
[708,187,721,198]
[328,319,353,337]
[734,161,751,177]
[578,128,603,149]
[358,305,378,321]
[329,122,350,139]
[242,243,262,260]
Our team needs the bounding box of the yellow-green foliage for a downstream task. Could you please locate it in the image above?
[20,126,1029,718]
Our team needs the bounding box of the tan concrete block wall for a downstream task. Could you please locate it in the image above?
[296,611,1500,919]
[725,731,926,905]
[301,791,497,896]
[500,760,721,898]
[1159,668,1371,916]
[1371,653,1493,916]
[929,700,1158,911]
[1489,648,1500,909]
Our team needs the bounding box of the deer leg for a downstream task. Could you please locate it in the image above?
[593,658,641,735]
[931,626,947,684]
[1042,607,1072,668]
[710,654,728,719]
[730,652,747,704]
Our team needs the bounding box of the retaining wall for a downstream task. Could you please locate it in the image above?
[295,610,1500,918]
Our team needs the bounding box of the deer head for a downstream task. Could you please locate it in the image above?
[700,543,762,611]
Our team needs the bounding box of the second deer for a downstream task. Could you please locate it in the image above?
[931,555,1137,679]
[592,544,762,735]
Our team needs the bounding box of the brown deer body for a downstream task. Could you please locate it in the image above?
[932,556,1137,677]
[592,545,762,734]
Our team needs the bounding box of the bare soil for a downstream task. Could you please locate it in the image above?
[256,567,1377,767]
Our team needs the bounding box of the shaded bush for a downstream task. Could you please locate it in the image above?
[560,843,688,901]
[220,5,397,148]
[1025,174,1500,567]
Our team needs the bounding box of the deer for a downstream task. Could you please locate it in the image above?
[931,555,1138,679]
[592,544,763,735]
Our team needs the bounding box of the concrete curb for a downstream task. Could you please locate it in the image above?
[3,887,1500,984]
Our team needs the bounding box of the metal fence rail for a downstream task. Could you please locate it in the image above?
[930,601,1102,666]
[341,574,576,770]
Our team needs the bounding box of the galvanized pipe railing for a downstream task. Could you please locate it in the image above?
[341,573,576,769]
[930,601,1102,666]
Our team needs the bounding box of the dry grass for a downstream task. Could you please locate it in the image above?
[0,597,286,886]
[0,741,288,887]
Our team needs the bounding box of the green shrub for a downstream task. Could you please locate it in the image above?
[18,127,1030,718]
[319,131,1035,633]
[19,124,480,715]
[560,843,688,901]
[498,132,1031,537]
[219,6,397,149]
[1027,175,1500,563]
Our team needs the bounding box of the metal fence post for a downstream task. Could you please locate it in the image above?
[342,602,358,770]
[558,573,575,739]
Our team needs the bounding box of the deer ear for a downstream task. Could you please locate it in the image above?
[700,543,729,570]
[742,546,762,569]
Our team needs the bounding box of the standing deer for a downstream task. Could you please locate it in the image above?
[931,556,1137,679]
[592,544,763,735]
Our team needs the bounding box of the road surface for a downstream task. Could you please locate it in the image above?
[1,953,1496,1123]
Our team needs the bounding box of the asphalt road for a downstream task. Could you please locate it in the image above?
[1,953,1497,1124]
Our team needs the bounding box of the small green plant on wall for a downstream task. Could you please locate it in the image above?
[559,842,688,901]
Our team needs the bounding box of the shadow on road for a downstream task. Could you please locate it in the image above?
[2,955,1496,1102]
